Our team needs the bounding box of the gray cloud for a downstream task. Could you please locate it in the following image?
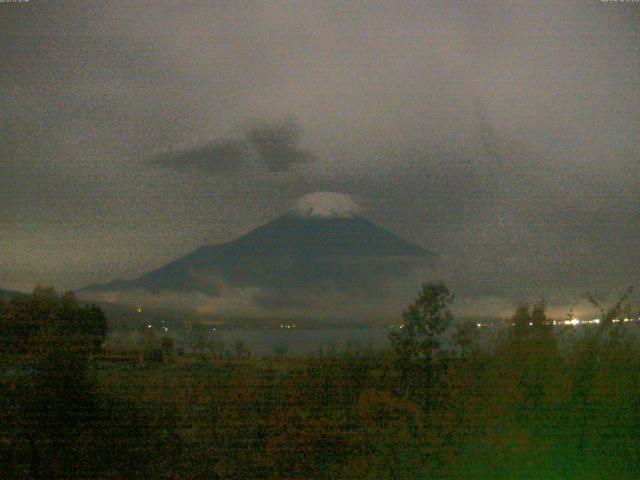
[245,118,317,172]
[152,138,246,175]
[152,118,316,175]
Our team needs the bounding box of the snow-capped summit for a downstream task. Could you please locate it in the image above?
[292,192,360,218]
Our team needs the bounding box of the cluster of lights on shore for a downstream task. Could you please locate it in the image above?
[136,305,298,332]
[133,306,636,332]
[393,317,639,330]
[137,308,170,332]
[478,317,639,328]
[146,323,169,332]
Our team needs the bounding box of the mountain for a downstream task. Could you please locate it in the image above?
[0,287,25,301]
[79,211,435,317]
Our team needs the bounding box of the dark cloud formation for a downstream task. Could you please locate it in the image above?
[152,139,246,175]
[245,118,317,172]
[153,118,315,174]
[1,1,640,317]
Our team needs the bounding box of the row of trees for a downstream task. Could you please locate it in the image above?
[0,286,107,355]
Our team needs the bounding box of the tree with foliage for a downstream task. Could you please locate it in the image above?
[0,287,107,355]
[586,285,634,329]
[452,319,479,357]
[509,299,553,343]
[0,288,107,477]
[389,282,454,392]
[572,286,635,451]
[1,287,183,479]
[390,282,453,361]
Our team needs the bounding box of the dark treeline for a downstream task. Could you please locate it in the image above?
[1,284,639,478]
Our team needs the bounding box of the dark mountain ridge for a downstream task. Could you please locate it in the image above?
[80,213,435,313]
[0,287,25,301]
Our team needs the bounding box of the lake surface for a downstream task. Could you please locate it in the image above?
[107,327,392,357]
[105,323,640,357]
[217,328,391,357]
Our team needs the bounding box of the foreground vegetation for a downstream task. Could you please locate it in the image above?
[1,285,639,479]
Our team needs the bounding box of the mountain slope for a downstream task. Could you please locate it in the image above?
[80,213,436,315]
[0,287,25,301]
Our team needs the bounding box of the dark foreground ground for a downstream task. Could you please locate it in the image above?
[2,288,639,479]
[3,335,640,479]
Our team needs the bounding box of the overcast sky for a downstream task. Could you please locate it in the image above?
[2,1,639,315]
